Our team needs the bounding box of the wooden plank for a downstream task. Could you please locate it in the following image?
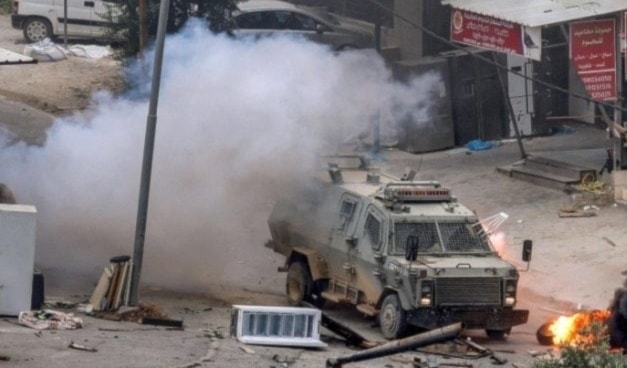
[89,266,113,311]
[104,264,121,310]
[113,262,129,309]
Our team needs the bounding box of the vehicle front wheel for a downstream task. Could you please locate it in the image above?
[23,17,52,43]
[486,328,512,340]
[286,262,312,306]
[379,294,407,339]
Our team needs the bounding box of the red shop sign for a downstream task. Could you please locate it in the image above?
[451,8,523,56]
[570,18,617,101]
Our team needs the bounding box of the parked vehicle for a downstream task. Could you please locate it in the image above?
[233,0,375,50]
[267,164,532,339]
[11,0,115,43]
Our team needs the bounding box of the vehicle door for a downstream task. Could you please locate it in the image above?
[348,205,387,301]
[53,0,94,37]
[326,192,362,283]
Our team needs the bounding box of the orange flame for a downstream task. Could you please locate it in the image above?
[548,310,611,346]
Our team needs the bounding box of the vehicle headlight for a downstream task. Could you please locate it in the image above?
[504,280,517,306]
[417,280,433,306]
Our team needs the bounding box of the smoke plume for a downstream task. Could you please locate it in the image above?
[0,20,440,297]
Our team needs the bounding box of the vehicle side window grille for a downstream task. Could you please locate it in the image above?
[364,212,381,249]
[339,200,356,230]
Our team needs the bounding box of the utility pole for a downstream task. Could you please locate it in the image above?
[129,0,170,306]
[373,2,382,156]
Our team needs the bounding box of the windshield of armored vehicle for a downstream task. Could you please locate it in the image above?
[392,221,491,255]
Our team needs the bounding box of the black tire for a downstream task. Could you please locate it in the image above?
[378,294,407,339]
[536,321,555,346]
[23,17,52,43]
[486,328,512,340]
[286,262,312,306]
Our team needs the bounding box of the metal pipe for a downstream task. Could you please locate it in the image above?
[129,0,171,306]
[63,0,67,50]
[614,13,624,169]
[326,322,462,368]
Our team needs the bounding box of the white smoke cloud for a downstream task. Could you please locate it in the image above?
[0,20,440,297]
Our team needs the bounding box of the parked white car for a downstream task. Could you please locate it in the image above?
[11,0,115,43]
[233,0,375,51]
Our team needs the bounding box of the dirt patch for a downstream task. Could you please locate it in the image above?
[0,14,124,116]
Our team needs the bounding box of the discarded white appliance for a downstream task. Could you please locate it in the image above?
[0,204,37,316]
[230,305,327,348]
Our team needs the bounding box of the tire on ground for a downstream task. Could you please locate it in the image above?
[378,293,407,339]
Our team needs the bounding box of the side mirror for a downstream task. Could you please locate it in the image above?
[522,239,532,262]
[522,239,532,271]
[315,23,325,34]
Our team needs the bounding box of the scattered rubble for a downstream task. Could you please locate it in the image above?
[18,310,83,330]
[239,346,255,354]
[68,342,97,352]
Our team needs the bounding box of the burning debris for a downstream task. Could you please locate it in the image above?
[536,310,611,346]
[537,285,627,352]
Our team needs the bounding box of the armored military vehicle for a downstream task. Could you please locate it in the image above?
[267,165,532,339]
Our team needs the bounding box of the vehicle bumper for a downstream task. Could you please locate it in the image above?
[11,15,27,29]
[407,307,529,331]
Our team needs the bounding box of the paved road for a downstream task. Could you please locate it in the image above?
[0,123,621,367]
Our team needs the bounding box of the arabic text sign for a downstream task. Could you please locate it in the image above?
[450,8,540,60]
[570,19,617,101]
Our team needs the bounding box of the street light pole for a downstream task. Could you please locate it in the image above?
[129,0,171,306]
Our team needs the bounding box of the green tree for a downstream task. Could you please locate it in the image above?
[104,0,239,56]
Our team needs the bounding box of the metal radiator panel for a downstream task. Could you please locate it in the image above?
[435,277,501,306]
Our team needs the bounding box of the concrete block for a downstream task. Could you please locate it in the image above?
[611,171,627,186]
[614,186,627,201]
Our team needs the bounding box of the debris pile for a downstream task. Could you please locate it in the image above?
[89,255,132,312]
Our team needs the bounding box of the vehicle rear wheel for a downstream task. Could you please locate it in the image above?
[23,17,52,43]
[379,294,407,339]
[486,328,512,340]
[286,262,312,306]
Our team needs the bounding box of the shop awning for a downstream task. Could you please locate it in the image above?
[442,0,627,27]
